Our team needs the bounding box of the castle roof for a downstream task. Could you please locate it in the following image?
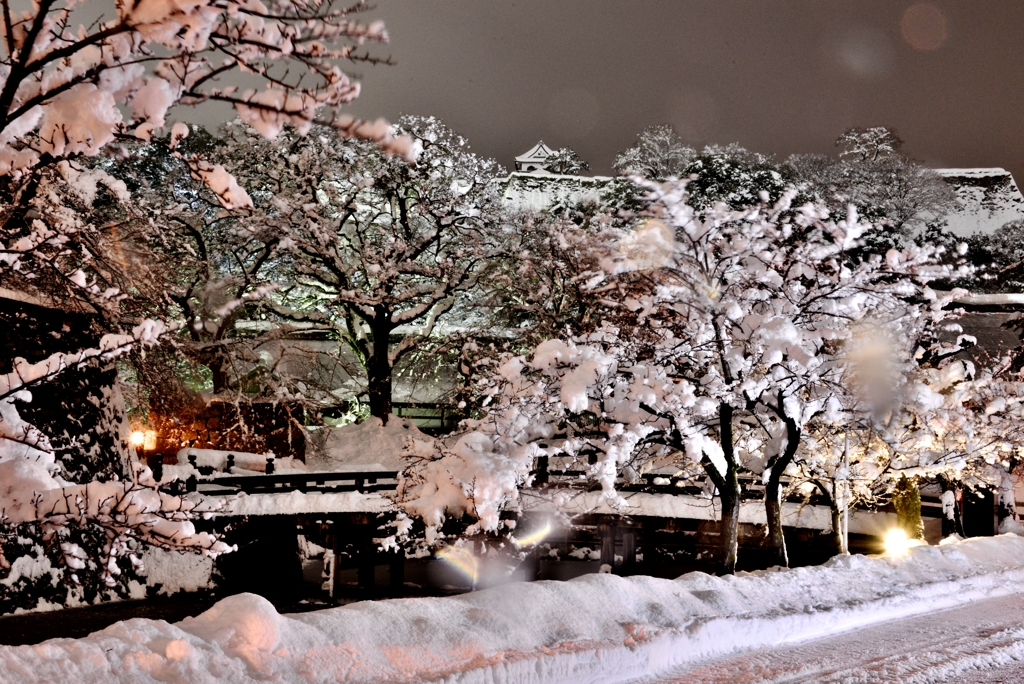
[514,141,555,165]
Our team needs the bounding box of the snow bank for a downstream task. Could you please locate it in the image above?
[5,535,1024,683]
[308,415,431,471]
[192,491,394,517]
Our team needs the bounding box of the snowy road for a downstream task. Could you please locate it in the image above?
[648,592,1024,684]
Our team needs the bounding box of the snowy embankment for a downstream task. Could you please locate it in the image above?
[5,536,1024,684]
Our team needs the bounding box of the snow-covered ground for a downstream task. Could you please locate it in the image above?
[4,535,1024,683]
[651,591,1024,683]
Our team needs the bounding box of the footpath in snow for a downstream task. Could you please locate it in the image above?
[3,535,1024,683]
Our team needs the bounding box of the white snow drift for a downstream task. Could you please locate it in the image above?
[4,535,1024,683]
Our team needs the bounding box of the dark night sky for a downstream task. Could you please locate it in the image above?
[329,1,1024,182]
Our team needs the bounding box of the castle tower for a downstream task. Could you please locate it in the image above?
[514,141,555,173]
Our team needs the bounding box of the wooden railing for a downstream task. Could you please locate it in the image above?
[170,464,943,520]
[174,470,400,496]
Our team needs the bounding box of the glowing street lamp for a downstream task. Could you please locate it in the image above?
[883,528,924,557]
[130,429,158,452]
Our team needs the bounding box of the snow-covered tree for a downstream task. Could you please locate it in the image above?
[681,144,792,211]
[787,127,955,248]
[836,127,905,162]
[607,184,963,567]
[100,128,294,397]
[0,0,406,177]
[613,124,695,180]
[788,329,988,551]
[397,170,974,571]
[0,324,233,588]
[542,147,590,175]
[959,220,1024,293]
[1,0,408,318]
[0,0,402,591]
[211,116,508,422]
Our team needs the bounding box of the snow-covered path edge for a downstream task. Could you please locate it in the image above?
[453,557,1024,684]
[4,536,1024,684]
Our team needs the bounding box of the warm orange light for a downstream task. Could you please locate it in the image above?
[131,429,157,451]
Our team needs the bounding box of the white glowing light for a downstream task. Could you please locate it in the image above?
[883,528,924,556]
[130,431,146,447]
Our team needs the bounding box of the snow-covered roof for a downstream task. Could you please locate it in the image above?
[934,167,1024,236]
[936,168,1015,179]
[953,293,1024,307]
[514,140,555,165]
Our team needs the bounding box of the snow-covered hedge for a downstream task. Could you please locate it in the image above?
[4,535,1024,683]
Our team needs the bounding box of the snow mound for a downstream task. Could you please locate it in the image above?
[6,536,1024,683]
[178,593,283,666]
[310,415,432,471]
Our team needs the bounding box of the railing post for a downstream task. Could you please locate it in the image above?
[535,455,549,485]
[357,521,376,591]
[389,549,405,597]
[621,527,637,574]
[600,524,615,569]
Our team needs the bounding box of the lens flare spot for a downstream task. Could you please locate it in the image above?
[512,521,552,548]
[901,4,947,52]
[884,528,924,556]
[436,545,478,585]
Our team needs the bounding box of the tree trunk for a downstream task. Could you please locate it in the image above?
[210,359,231,394]
[718,466,741,575]
[367,316,394,424]
[893,473,924,540]
[716,402,741,575]
[994,465,1018,533]
[941,489,958,537]
[764,417,800,567]
[831,500,844,553]
[938,476,965,538]
[367,356,393,424]
[764,476,786,566]
[200,351,231,394]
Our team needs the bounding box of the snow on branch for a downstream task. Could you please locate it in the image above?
[0,0,411,200]
[0,318,229,584]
